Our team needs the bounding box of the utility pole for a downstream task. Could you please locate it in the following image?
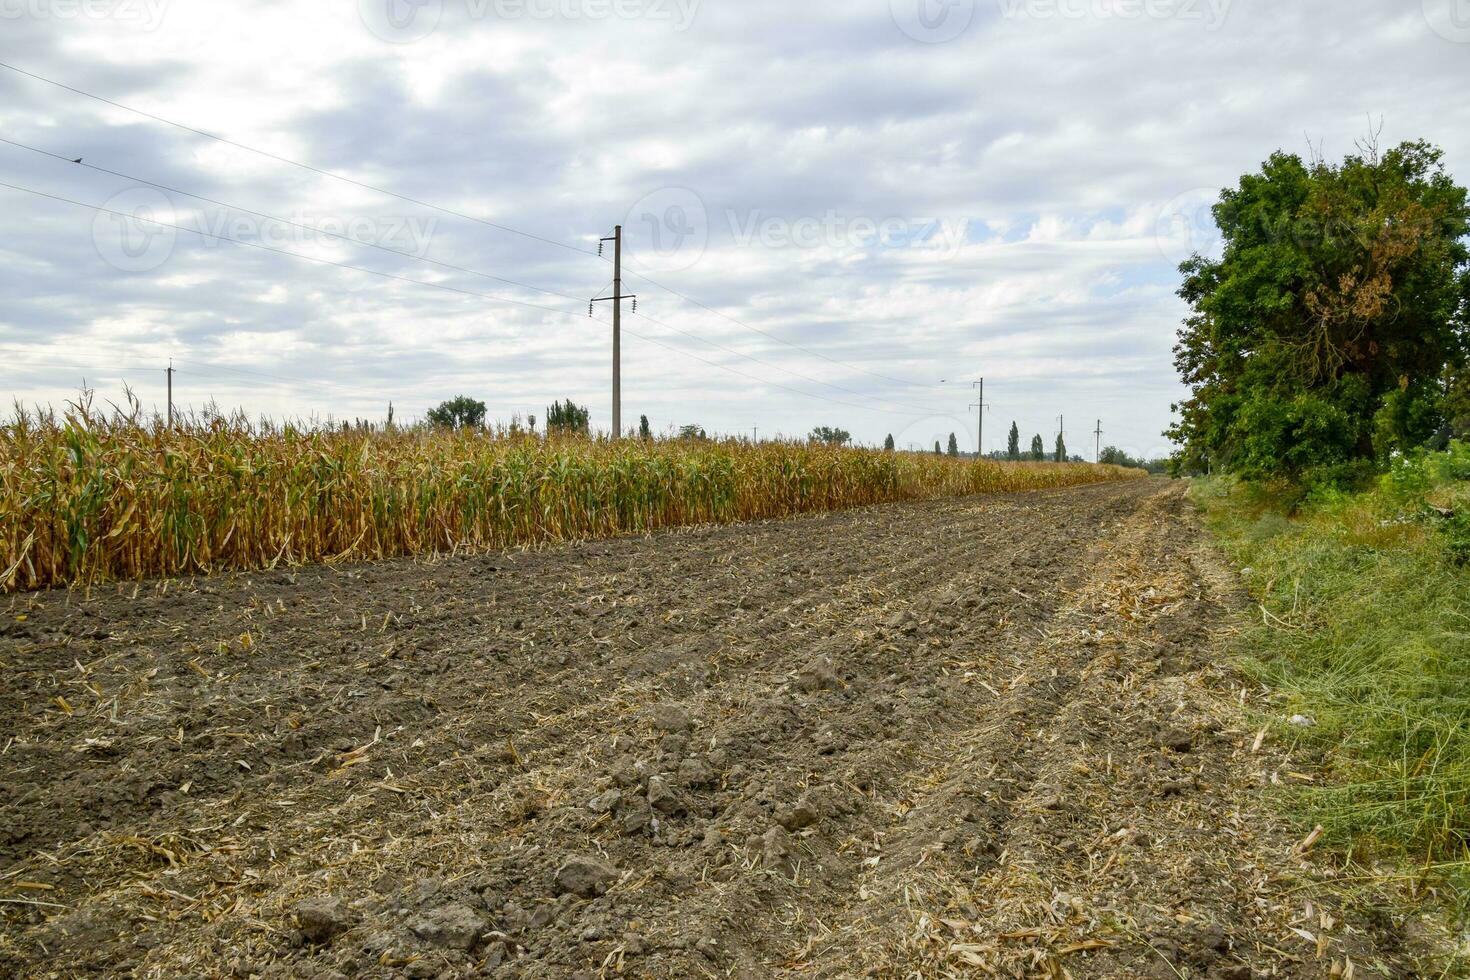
[166,359,174,429]
[592,226,636,439]
[1094,419,1103,463]
[1057,414,1065,462]
[752,425,758,443]
[969,378,988,457]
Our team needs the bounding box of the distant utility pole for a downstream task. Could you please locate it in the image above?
[166,359,174,429]
[592,225,636,439]
[752,425,758,443]
[969,378,988,456]
[1094,419,1103,463]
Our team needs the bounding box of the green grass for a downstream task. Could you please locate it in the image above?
[1193,464,1470,910]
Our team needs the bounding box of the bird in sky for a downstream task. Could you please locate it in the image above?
[70,157,82,164]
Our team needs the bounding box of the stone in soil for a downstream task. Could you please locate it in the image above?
[294,897,356,944]
[406,903,485,951]
[759,826,794,873]
[775,796,821,831]
[555,856,618,898]
[588,788,622,814]
[649,703,695,733]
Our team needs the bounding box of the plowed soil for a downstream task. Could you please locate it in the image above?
[0,480,1448,978]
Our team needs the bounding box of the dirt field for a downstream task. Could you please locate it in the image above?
[0,480,1448,978]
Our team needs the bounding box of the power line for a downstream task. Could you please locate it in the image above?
[631,309,949,415]
[2,182,939,419]
[619,265,936,390]
[0,60,597,258]
[0,345,397,401]
[617,325,939,418]
[0,136,592,307]
[0,179,595,321]
[2,60,943,395]
[8,126,948,414]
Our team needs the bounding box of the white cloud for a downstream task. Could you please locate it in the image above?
[1,0,1467,453]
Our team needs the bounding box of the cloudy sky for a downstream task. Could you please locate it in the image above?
[3,0,1468,456]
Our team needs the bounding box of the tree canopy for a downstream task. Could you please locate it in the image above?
[1007,422,1021,461]
[545,399,591,435]
[1168,139,1470,481]
[426,396,486,430]
[809,426,851,447]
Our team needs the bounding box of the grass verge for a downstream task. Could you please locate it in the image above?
[1192,456,1470,917]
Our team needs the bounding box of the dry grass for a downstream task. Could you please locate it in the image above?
[1,395,1143,591]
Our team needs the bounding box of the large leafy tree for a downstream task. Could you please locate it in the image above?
[947,433,959,457]
[1029,434,1044,462]
[810,425,851,447]
[1169,139,1470,479]
[883,433,895,452]
[426,396,486,430]
[1007,422,1021,461]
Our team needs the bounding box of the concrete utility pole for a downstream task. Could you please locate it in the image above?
[1094,419,1103,463]
[592,226,636,439]
[969,378,988,457]
[166,360,174,429]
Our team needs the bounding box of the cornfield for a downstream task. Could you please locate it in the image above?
[1,399,1145,592]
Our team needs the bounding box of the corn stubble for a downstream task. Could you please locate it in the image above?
[2,401,1143,592]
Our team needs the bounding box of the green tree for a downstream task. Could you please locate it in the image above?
[639,414,652,440]
[426,396,486,430]
[545,399,591,435]
[677,423,708,440]
[1030,434,1044,461]
[1007,422,1020,461]
[810,426,851,447]
[947,432,959,457]
[883,433,895,452]
[1054,432,1067,463]
[1168,139,1470,480]
[934,440,942,456]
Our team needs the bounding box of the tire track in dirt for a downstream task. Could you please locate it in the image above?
[1,480,1442,978]
[790,486,1442,979]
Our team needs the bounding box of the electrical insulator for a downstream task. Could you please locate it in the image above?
[587,302,593,317]
[631,298,638,313]
[597,242,604,256]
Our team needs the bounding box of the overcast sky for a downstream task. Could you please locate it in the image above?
[3,0,1468,456]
